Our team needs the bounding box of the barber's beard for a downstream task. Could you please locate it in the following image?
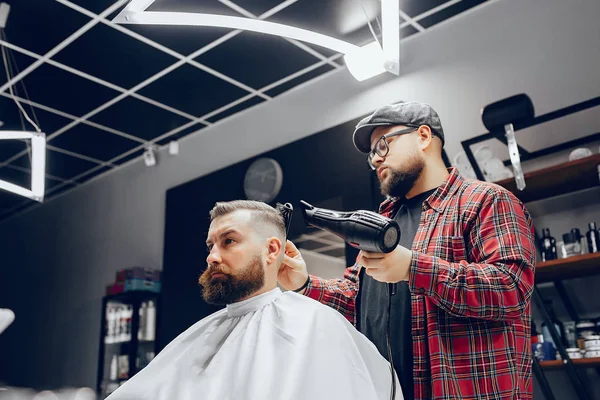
[198,254,265,305]
[380,153,425,199]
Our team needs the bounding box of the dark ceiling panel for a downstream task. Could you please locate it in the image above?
[112,148,145,166]
[227,0,286,17]
[137,63,248,117]
[75,165,114,184]
[49,124,141,162]
[302,43,341,59]
[399,0,453,18]
[418,0,489,29]
[10,149,99,181]
[89,95,191,141]
[0,95,72,134]
[265,63,336,97]
[20,63,120,117]
[4,0,93,55]
[52,23,178,89]
[58,0,126,15]
[125,25,234,56]
[196,30,321,89]
[148,0,239,14]
[0,50,35,87]
[206,95,266,123]
[0,165,30,189]
[0,139,27,165]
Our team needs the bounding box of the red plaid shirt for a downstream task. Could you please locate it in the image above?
[305,168,536,400]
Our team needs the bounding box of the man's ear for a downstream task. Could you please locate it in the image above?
[266,237,283,264]
[417,125,434,151]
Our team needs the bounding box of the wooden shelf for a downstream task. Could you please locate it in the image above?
[495,154,600,203]
[536,252,600,283]
[539,357,600,369]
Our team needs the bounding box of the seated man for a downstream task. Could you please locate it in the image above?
[107,200,403,400]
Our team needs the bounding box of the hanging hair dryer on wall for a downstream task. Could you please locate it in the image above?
[299,200,400,253]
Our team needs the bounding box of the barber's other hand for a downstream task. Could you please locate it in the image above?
[359,245,413,283]
[278,240,309,291]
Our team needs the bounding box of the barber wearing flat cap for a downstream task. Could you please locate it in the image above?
[278,102,536,399]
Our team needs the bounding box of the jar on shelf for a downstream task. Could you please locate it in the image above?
[576,320,597,350]
[560,232,583,258]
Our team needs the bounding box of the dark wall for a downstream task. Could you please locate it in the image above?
[159,116,384,349]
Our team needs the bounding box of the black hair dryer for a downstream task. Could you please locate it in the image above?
[299,200,400,253]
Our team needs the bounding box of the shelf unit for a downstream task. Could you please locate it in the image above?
[495,154,600,203]
[462,95,600,400]
[96,290,160,399]
[491,154,600,400]
[540,357,600,370]
[536,253,600,283]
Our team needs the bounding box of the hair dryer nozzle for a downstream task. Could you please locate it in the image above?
[298,200,400,253]
[299,200,315,226]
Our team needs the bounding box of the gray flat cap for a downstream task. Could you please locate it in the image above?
[352,101,445,153]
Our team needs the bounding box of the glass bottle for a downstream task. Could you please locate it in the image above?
[586,222,599,253]
[540,228,557,261]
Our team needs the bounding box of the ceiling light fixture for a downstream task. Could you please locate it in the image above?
[143,145,157,167]
[0,131,46,202]
[112,0,400,82]
[0,308,15,335]
[0,5,47,203]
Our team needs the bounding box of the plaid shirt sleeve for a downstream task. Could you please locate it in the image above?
[410,188,536,321]
[303,263,361,324]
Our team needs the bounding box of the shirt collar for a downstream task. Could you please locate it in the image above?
[378,167,464,216]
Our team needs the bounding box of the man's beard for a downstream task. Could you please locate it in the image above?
[198,254,265,305]
[379,153,425,198]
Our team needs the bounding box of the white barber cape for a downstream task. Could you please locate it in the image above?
[107,288,403,400]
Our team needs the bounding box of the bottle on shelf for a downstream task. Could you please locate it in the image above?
[105,306,114,344]
[541,300,566,348]
[138,302,147,341]
[561,232,583,258]
[109,354,118,381]
[540,228,557,262]
[145,300,156,341]
[586,222,599,253]
[118,306,126,342]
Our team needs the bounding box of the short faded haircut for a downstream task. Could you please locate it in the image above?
[209,200,286,240]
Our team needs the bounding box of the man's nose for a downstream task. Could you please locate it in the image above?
[206,247,222,265]
[372,152,385,167]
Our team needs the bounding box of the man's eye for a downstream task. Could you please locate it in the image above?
[206,245,213,252]
[224,238,235,245]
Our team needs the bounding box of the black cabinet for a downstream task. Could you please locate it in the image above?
[96,291,160,398]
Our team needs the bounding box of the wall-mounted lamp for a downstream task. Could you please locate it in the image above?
[143,145,157,167]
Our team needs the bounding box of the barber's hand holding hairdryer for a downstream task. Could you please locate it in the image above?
[359,247,412,283]
[279,240,412,291]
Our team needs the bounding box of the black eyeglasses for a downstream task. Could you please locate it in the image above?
[367,127,418,170]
